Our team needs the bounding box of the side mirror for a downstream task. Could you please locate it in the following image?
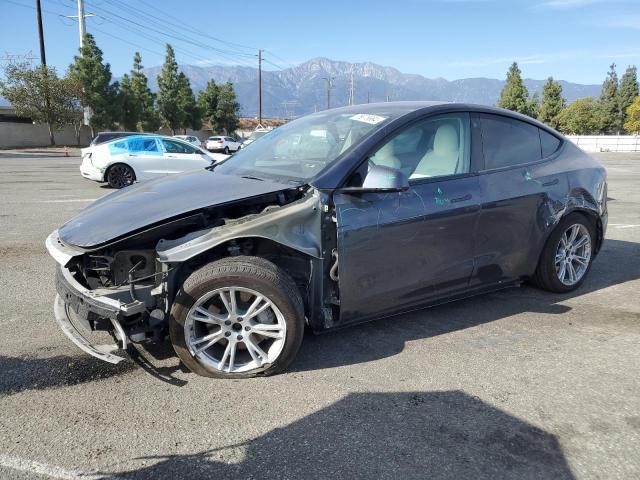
[340,165,410,193]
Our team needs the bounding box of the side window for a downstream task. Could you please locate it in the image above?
[480,114,541,169]
[540,129,561,157]
[162,139,196,154]
[109,140,128,154]
[128,138,159,153]
[368,112,471,180]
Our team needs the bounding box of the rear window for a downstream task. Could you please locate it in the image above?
[540,130,561,157]
[480,114,542,169]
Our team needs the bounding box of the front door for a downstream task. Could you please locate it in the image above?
[334,112,481,323]
[160,139,210,174]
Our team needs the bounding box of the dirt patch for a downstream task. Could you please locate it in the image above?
[0,243,46,258]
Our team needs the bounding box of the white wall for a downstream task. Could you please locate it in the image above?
[156,127,212,140]
[567,135,640,153]
[0,122,92,148]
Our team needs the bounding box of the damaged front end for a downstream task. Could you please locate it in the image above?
[46,184,328,365]
[49,229,173,363]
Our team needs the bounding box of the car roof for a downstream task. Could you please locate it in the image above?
[328,101,557,131]
[102,134,198,146]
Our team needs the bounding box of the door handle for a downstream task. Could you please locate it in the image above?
[451,194,472,203]
[128,154,138,157]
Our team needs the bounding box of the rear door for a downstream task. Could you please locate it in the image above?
[125,137,166,180]
[161,138,211,174]
[472,113,567,286]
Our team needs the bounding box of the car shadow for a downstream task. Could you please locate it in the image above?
[0,353,136,396]
[103,391,575,479]
[290,238,639,373]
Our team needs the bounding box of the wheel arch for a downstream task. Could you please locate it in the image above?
[561,207,604,254]
[168,236,318,321]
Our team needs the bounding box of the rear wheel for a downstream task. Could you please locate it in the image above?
[106,163,135,189]
[533,213,595,292]
[169,256,305,378]
[224,146,230,154]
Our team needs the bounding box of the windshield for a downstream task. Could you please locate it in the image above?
[214,110,393,183]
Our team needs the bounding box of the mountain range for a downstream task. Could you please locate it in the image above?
[140,57,602,118]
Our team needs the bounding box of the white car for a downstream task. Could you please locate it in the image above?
[241,127,272,148]
[173,134,203,148]
[206,136,241,154]
[80,135,228,189]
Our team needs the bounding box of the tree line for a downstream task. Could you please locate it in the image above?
[497,62,640,135]
[0,34,240,145]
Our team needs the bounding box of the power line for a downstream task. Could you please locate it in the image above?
[104,0,255,59]
[263,50,297,70]
[135,0,256,52]
[84,0,257,66]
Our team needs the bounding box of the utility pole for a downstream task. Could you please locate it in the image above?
[77,0,86,47]
[258,49,263,125]
[322,76,334,110]
[35,0,46,66]
[367,91,370,104]
[64,0,94,47]
[64,0,94,125]
[348,71,355,106]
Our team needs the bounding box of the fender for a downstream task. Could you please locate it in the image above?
[156,189,324,263]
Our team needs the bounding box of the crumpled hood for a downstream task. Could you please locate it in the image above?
[59,169,293,248]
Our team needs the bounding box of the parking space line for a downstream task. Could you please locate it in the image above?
[609,224,640,229]
[35,199,99,203]
[0,455,122,480]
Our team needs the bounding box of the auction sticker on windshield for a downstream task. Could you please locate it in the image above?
[350,114,387,125]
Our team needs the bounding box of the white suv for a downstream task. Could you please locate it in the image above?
[206,136,241,154]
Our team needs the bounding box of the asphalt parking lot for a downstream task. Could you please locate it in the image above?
[0,149,638,479]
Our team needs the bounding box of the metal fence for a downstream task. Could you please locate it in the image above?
[566,135,640,152]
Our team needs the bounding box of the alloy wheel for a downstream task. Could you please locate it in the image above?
[555,223,592,286]
[108,165,134,188]
[184,287,287,373]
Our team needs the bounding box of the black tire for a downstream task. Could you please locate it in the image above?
[169,256,305,378]
[106,163,135,189]
[533,213,596,293]
[223,146,230,154]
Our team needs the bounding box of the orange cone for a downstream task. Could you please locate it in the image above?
[64,146,69,157]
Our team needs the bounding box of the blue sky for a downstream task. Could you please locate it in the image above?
[1,0,639,84]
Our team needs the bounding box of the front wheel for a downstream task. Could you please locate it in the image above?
[169,257,305,378]
[533,213,596,292]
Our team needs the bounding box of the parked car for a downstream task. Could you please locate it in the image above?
[47,102,607,378]
[206,135,241,154]
[174,134,203,148]
[240,127,271,148]
[80,135,227,188]
[90,131,152,146]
